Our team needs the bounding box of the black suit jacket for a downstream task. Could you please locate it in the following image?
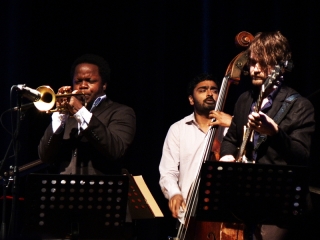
[220,85,315,165]
[38,98,136,174]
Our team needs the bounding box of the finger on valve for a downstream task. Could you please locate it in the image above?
[57,86,72,114]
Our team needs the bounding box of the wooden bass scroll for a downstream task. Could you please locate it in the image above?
[173,31,254,240]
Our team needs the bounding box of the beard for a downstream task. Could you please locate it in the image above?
[194,97,216,114]
[252,78,265,86]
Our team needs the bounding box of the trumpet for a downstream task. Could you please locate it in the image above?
[33,85,86,113]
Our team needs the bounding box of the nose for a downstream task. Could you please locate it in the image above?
[207,89,213,96]
[253,63,261,72]
[79,80,88,89]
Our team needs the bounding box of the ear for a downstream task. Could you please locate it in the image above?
[103,83,107,91]
[188,95,194,106]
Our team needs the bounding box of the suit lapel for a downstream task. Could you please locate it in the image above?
[268,86,290,119]
[91,98,113,117]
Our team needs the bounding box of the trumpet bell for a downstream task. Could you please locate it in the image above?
[33,85,56,111]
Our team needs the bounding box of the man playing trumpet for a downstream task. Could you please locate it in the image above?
[38,54,136,175]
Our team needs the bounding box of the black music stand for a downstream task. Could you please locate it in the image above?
[22,173,129,240]
[196,161,309,239]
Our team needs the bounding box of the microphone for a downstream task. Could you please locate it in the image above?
[14,84,41,102]
[11,103,35,111]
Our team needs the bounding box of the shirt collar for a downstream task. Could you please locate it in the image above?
[90,94,107,112]
[185,112,201,128]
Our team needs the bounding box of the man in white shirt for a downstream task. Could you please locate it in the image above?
[159,73,232,219]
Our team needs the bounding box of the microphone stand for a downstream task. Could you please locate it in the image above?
[1,85,40,239]
[7,93,22,239]
[1,140,13,240]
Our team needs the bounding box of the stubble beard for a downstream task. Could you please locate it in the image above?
[252,79,264,86]
[195,100,216,115]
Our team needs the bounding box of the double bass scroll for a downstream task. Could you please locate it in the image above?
[226,31,254,81]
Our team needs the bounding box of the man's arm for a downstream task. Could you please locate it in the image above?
[82,104,136,160]
[267,97,315,165]
[159,125,185,218]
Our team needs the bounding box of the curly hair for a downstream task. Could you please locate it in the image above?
[248,31,292,71]
[70,54,111,84]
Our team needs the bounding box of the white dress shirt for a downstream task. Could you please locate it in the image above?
[159,113,226,201]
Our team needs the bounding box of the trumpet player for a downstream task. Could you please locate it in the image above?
[38,54,136,175]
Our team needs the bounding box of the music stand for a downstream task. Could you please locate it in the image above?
[122,169,161,219]
[196,162,309,237]
[22,173,129,240]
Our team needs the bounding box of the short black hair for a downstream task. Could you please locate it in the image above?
[187,73,220,96]
[70,54,111,84]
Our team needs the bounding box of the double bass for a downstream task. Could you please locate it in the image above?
[171,31,254,240]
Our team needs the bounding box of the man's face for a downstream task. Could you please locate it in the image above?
[249,54,273,87]
[188,80,218,113]
[73,63,106,104]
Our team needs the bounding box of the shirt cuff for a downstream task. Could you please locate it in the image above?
[168,188,182,200]
[73,106,93,130]
[52,112,68,133]
[160,181,181,200]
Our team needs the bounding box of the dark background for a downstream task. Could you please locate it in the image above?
[1,1,320,239]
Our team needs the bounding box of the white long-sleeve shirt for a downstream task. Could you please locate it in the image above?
[159,113,226,202]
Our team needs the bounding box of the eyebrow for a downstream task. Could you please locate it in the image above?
[75,78,91,81]
[197,86,218,90]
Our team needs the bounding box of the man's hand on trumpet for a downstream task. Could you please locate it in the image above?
[56,86,72,114]
[56,86,85,115]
